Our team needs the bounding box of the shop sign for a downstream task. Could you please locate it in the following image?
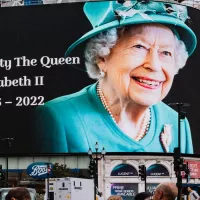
[184,160,200,178]
[111,183,138,200]
[146,164,169,176]
[111,164,138,176]
[27,162,53,179]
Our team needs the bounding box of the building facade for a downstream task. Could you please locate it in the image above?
[0,154,200,199]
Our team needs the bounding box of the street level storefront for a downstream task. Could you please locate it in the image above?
[0,155,200,199]
[100,155,200,200]
[0,155,90,199]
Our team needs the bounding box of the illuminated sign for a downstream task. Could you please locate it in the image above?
[111,183,138,200]
[111,164,138,176]
[146,164,169,176]
[27,162,53,179]
[0,1,199,155]
[183,160,200,178]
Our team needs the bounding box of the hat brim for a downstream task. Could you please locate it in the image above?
[65,14,197,57]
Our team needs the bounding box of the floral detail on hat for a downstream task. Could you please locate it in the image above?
[160,124,172,153]
[114,0,188,23]
[115,7,154,22]
[115,1,155,22]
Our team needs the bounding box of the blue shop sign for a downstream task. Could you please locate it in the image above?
[111,183,138,200]
[111,164,138,176]
[146,164,169,176]
[27,162,53,179]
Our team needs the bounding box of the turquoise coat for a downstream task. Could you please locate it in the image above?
[33,83,193,153]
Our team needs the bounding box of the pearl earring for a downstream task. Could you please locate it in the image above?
[99,70,105,78]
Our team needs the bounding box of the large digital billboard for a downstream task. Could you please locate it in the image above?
[0,0,199,155]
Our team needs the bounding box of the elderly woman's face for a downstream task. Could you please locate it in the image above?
[99,24,177,106]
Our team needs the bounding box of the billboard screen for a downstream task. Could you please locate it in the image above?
[0,0,200,155]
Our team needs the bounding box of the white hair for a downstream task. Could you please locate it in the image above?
[84,27,189,79]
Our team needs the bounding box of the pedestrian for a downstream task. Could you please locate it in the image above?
[135,192,153,200]
[153,182,178,200]
[5,187,31,200]
[107,196,123,200]
[187,187,200,200]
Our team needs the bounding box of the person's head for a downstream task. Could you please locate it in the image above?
[107,196,123,200]
[5,187,31,200]
[66,1,197,107]
[135,191,153,200]
[85,23,187,106]
[153,182,178,200]
[187,187,193,193]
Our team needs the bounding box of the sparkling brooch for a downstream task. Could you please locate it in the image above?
[160,124,172,153]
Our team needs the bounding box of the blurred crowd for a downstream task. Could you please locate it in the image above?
[4,181,200,200]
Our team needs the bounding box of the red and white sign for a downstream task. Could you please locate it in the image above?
[184,160,200,178]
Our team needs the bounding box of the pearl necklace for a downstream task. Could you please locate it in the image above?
[97,83,151,141]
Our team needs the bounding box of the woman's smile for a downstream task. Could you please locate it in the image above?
[131,76,163,90]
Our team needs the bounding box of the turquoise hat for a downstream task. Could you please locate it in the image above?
[65,0,197,56]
